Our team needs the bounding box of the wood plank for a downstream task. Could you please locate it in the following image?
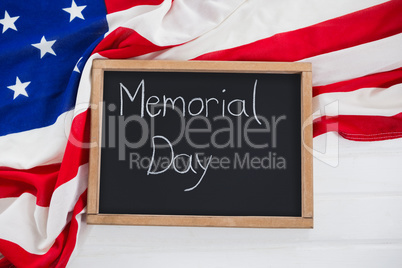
[314,134,402,194]
[74,195,402,266]
[87,214,313,228]
[92,59,312,73]
[301,71,313,218]
[87,67,103,215]
[72,242,402,268]
[85,195,402,241]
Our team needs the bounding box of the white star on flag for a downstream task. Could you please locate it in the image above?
[32,36,57,58]
[0,11,19,33]
[7,77,31,99]
[63,0,86,22]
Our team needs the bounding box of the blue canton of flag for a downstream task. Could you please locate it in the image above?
[0,0,108,136]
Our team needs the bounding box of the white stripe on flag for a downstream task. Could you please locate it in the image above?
[301,33,402,86]
[105,1,167,37]
[135,0,388,60]
[106,0,245,46]
[313,83,402,117]
[0,110,73,169]
[74,53,106,118]
[65,206,87,268]
[0,164,88,255]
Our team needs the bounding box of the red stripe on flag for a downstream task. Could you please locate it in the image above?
[313,113,402,141]
[104,0,164,14]
[93,27,175,59]
[0,110,89,207]
[0,255,12,267]
[195,0,402,61]
[0,190,87,268]
[55,111,90,189]
[313,67,402,97]
[0,164,60,207]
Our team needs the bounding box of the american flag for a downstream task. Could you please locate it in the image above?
[0,0,401,267]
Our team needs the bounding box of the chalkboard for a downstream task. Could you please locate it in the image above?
[87,60,313,228]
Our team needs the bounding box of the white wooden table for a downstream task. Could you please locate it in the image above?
[71,134,402,267]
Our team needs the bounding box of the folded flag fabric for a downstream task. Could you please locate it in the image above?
[0,0,401,267]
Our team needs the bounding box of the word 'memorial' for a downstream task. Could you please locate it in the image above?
[120,79,261,124]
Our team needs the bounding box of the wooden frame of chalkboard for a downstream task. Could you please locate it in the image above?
[87,60,313,228]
